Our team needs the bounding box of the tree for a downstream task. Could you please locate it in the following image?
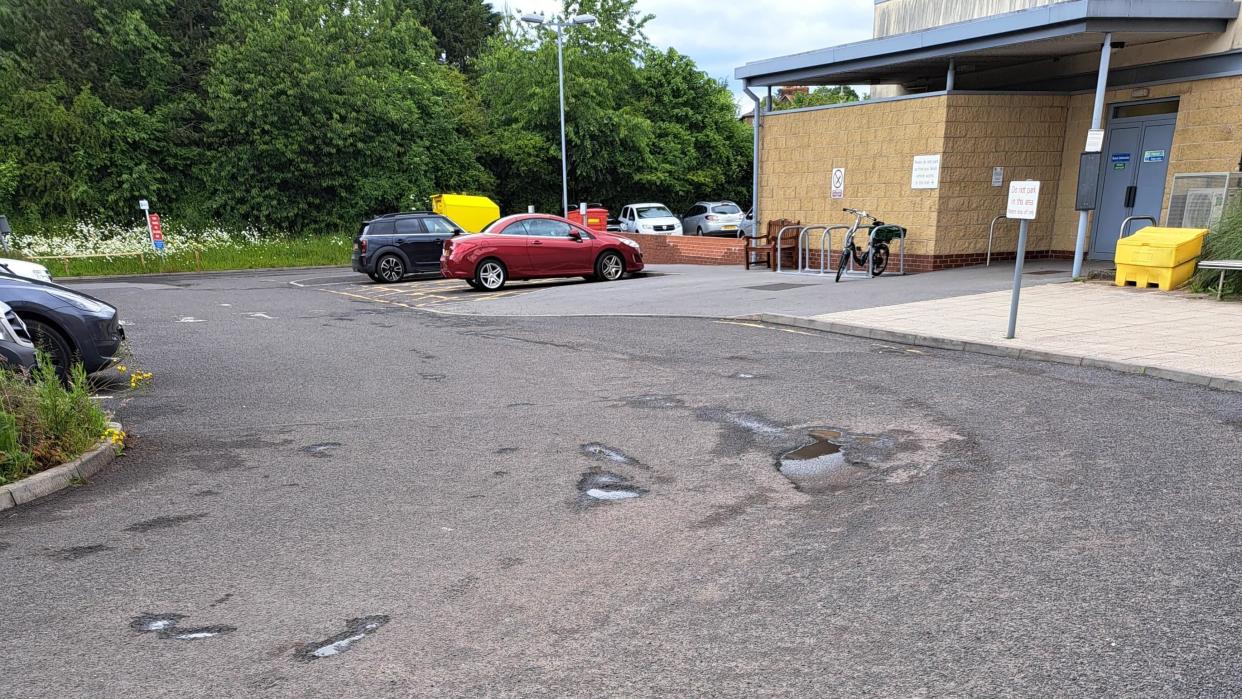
[398,0,500,69]
[772,85,861,111]
[201,0,491,234]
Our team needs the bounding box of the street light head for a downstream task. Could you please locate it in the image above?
[520,13,545,25]
[571,14,598,26]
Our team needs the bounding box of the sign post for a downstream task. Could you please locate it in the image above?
[1005,180,1040,339]
[140,199,165,253]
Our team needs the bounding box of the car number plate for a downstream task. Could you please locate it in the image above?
[723,225,737,230]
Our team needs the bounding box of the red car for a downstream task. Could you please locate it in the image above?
[440,214,645,291]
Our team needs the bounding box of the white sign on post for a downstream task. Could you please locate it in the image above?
[1007,180,1041,220]
[138,199,149,211]
[1085,129,1105,153]
[911,155,941,189]
[830,168,845,199]
[992,167,1004,187]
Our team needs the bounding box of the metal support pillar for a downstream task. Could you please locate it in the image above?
[1071,33,1113,279]
[946,58,956,91]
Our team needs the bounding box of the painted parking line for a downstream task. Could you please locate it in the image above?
[318,276,546,310]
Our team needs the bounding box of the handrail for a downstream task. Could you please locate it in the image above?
[1119,215,1157,243]
[987,214,1013,267]
[774,225,804,273]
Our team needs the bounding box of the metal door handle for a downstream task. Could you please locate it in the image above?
[396,238,406,243]
[1124,186,1137,208]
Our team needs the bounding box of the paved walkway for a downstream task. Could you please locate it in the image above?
[757,282,1242,392]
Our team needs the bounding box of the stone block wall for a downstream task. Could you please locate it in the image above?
[624,233,745,266]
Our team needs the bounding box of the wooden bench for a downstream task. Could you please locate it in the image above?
[1199,260,1242,300]
[744,218,801,270]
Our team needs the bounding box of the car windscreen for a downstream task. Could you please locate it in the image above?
[711,204,741,215]
[636,206,673,219]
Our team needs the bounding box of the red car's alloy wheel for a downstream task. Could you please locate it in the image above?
[476,260,506,291]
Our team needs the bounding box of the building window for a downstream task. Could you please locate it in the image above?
[1112,100,1180,119]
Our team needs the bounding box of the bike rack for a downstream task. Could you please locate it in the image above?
[796,225,835,275]
[1118,216,1156,244]
[819,225,850,274]
[774,225,805,274]
[838,225,908,280]
[986,214,1015,267]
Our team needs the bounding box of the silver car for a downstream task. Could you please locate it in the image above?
[682,201,745,237]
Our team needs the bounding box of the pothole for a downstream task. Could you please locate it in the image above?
[300,442,343,458]
[577,470,645,504]
[580,443,641,467]
[130,613,236,641]
[295,615,390,661]
[777,428,898,494]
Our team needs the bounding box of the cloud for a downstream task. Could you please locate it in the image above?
[490,0,875,106]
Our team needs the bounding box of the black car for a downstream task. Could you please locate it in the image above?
[0,275,124,377]
[352,211,465,283]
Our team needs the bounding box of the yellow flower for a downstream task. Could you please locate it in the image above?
[116,365,128,373]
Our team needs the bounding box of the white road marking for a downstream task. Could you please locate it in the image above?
[177,317,206,323]
[246,312,275,320]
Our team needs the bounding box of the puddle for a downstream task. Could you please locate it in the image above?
[125,513,208,532]
[300,442,343,459]
[576,470,645,505]
[777,428,899,494]
[580,443,641,467]
[874,344,925,356]
[131,613,236,641]
[295,615,390,662]
[494,447,519,455]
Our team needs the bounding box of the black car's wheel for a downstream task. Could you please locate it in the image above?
[872,243,890,276]
[367,272,382,283]
[475,259,507,291]
[375,255,405,283]
[26,318,74,380]
[595,251,625,282]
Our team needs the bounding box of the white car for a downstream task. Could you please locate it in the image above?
[0,258,52,283]
[618,203,682,236]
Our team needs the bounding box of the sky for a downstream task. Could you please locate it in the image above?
[488,1,876,109]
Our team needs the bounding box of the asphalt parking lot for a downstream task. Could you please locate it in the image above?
[2,266,1241,697]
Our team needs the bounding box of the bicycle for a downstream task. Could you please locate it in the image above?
[834,208,905,283]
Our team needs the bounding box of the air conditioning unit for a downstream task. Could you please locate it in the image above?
[1167,172,1242,228]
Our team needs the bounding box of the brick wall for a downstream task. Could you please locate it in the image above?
[625,233,746,266]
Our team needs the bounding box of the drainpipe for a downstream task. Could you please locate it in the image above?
[744,83,763,244]
[946,58,956,91]
[1071,33,1114,279]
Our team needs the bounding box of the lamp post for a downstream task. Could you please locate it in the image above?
[521,12,597,216]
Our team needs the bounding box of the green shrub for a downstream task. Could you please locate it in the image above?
[0,354,109,484]
[1192,200,1242,297]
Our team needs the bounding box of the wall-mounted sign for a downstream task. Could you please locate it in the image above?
[1006,180,1041,220]
[992,167,1005,187]
[1111,153,1131,163]
[1143,150,1167,163]
[1085,129,1105,153]
[830,168,845,199]
[911,154,941,189]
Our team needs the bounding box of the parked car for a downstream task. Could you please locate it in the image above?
[352,211,467,283]
[0,258,53,283]
[606,216,622,233]
[0,300,37,372]
[0,275,124,377]
[618,203,682,235]
[441,214,644,291]
[682,201,745,237]
[740,208,756,238]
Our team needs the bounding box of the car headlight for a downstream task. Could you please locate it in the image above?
[618,238,641,251]
[640,224,653,231]
[45,287,109,314]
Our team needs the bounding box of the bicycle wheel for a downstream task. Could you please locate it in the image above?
[835,249,851,283]
[871,243,890,276]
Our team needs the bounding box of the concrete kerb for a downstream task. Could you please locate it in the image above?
[749,313,1242,394]
[0,421,122,512]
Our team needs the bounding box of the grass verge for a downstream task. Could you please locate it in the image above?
[27,236,349,277]
[0,359,111,485]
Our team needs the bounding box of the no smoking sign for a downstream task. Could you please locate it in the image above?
[830,168,845,199]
